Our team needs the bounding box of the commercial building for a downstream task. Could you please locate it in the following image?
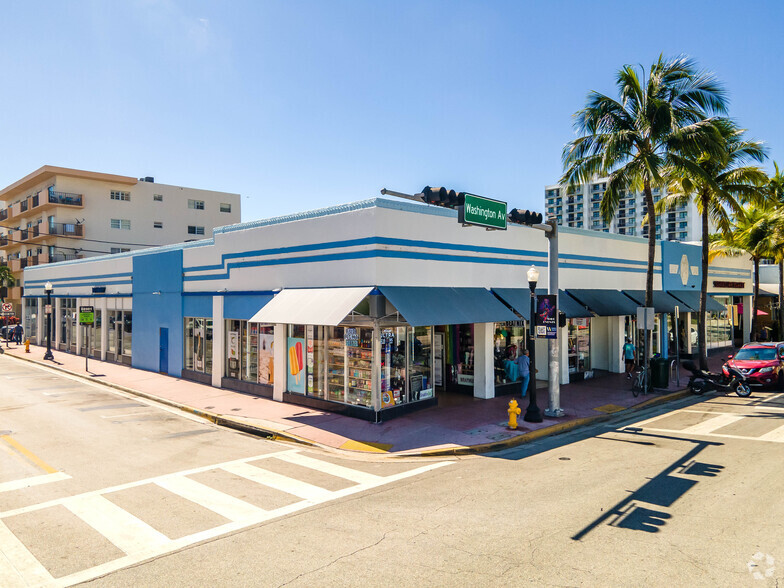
[0,166,241,315]
[544,179,702,240]
[22,197,752,420]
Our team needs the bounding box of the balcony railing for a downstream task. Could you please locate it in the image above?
[48,191,82,206]
[0,236,7,247]
[47,223,83,237]
[0,209,6,221]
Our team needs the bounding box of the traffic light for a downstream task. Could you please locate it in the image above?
[508,208,543,226]
[421,186,464,208]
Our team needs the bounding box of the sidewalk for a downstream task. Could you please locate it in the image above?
[0,342,698,456]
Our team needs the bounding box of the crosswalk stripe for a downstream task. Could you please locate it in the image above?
[0,471,71,494]
[64,494,170,555]
[0,519,54,587]
[758,424,784,442]
[680,414,744,435]
[221,462,331,501]
[273,453,382,485]
[155,476,267,522]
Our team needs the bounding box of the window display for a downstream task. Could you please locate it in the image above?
[568,318,591,373]
[185,317,212,374]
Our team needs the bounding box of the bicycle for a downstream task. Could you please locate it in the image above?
[631,364,650,397]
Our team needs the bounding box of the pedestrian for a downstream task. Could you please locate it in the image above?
[623,337,636,378]
[504,349,519,383]
[14,323,23,345]
[516,348,530,398]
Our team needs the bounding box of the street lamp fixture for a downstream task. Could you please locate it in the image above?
[524,266,543,423]
[44,281,54,361]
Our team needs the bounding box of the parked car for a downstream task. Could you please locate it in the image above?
[723,343,784,389]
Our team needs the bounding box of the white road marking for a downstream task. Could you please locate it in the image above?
[221,462,331,500]
[273,452,382,485]
[757,424,784,442]
[155,476,266,522]
[0,451,452,587]
[681,414,745,435]
[0,472,71,494]
[0,520,54,587]
[64,494,170,554]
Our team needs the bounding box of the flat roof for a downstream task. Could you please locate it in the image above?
[0,165,137,200]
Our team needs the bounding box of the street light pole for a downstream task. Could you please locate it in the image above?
[524,266,543,423]
[44,281,54,361]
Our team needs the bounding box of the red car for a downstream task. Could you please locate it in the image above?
[723,343,784,389]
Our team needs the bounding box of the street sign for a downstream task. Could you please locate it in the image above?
[535,294,558,339]
[458,193,507,230]
[44,304,52,314]
[79,306,95,325]
[637,306,655,330]
[1,303,12,312]
[1,312,14,318]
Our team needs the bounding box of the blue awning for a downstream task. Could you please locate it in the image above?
[566,289,640,317]
[378,287,518,326]
[492,288,592,320]
[668,290,727,312]
[622,290,691,314]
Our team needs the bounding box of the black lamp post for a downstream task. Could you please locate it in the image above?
[524,265,543,423]
[44,281,54,361]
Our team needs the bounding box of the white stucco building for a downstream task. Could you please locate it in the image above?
[22,196,752,422]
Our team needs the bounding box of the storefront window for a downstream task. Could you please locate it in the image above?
[494,322,527,385]
[108,312,117,353]
[24,298,37,342]
[409,326,433,401]
[122,312,132,357]
[225,319,271,382]
[568,318,591,373]
[185,317,212,374]
[707,296,732,348]
[90,310,101,354]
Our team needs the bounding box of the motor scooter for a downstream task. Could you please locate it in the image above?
[682,359,751,397]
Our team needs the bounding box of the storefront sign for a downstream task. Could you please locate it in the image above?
[457,373,474,385]
[287,337,305,394]
[79,306,95,326]
[535,294,557,339]
[306,325,314,394]
[713,280,745,289]
[458,193,507,230]
[258,333,274,384]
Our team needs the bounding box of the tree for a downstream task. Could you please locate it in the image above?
[658,119,766,368]
[0,264,14,302]
[767,162,784,338]
[709,202,784,342]
[561,54,728,360]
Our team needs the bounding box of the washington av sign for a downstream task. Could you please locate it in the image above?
[458,193,507,230]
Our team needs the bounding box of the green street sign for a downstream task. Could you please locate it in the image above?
[458,193,507,230]
[79,305,95,326]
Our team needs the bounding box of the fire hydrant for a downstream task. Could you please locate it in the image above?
[24,339,30,353]
[508,398,521,430]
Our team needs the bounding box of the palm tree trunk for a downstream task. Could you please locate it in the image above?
[699,196,709,370]
[752,257,760,341]
[643,182,655,362]
[779,259,783,340]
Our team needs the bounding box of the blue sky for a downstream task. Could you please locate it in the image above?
[1,1,781,222]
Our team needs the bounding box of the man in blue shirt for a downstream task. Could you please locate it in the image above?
[516,348,530,398]
[623,337,636,378]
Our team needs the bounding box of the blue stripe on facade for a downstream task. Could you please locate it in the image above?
[183,295,213,318]
[25,273,133,286]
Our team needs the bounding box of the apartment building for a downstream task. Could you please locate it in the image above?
[0,166,241,314]
[544,178,701,241]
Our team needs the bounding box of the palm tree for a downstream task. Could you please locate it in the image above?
[0,264,14,302]
[657,119,767,368]
[709,203,784,341]
[767,162,784,338]
[561,54,728,344]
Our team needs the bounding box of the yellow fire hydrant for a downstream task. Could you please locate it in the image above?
[24,339,30,353]
[508,398,521,430]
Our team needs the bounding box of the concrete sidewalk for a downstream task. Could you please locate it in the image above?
[0,342,698,456]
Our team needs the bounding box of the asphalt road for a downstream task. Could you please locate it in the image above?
[2,355,784,586]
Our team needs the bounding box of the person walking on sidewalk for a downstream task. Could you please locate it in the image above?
[516,348,530,398]
[623,337,636,378]
[14,323,23,345]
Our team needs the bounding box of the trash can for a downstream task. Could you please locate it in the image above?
[650,357,669,389]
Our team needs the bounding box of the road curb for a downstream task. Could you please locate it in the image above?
[395,388,694,457]
[4,350,692,458]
